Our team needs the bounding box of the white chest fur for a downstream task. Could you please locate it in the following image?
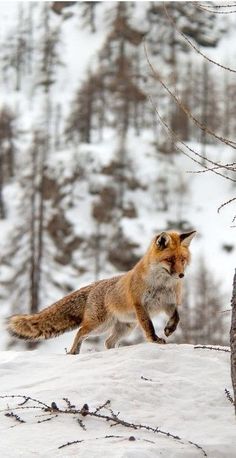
[142,263,177,314]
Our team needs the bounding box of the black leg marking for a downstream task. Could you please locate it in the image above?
[164,309,180,337]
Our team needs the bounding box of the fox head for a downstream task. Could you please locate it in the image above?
[147,230,196,279]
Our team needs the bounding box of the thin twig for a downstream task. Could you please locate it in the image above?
[217,197,236,213]
[148,95,236,183]
[95,399,111,413]
[164,4,236,73]
[37,415,58,424]
[225,388,235,405]
[186,163,236,175]
[58,435,156,450]
[0,394,50,410]
[63,398,75,410]
[194,345,230,353]
[141,376,153,382]
[5,412,25,424]
[145,43,236,150]
[59,439,83,449]
[198,3,236,8]
[195,3,236,14]
[0,395,207,457]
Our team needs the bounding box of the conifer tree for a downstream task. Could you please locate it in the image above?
[0,106,17,219]
[80,1,99,33]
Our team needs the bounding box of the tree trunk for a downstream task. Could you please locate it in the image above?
[0,153,5,219]
[230,269,236,414]
[201,60,208,165]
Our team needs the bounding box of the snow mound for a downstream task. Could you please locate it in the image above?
[0,343,235,458]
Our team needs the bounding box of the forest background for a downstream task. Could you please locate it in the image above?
[0,1,235,351]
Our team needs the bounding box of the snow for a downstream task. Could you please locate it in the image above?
[0,8,235,453]
[0,343,234,457]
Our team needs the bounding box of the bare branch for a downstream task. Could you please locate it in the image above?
[5,411,25,424]
[199,3,236,8]
[145,43,236,150]
[59,440,83,449]
[164,4,236,74]
[186,162,236,175]
[0,395,207,457]
[195,3,236,14]
[217,197,236,213]
[148,95,236,183]
[194,345,230,353]
[225,388,235,405]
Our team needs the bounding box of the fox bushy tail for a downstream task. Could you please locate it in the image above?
[7,287,90,341]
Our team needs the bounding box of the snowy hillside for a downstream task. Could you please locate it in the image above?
[0,0,235,352]
[0,343,234,458]
[0,3,235,456]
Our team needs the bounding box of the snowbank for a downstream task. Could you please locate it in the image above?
[0,343,235,457]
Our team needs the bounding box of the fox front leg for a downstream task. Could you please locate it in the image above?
[135,303,166,344]
[164,305,180,337]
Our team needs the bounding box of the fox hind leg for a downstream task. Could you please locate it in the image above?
[67,325,90,355]
[105,322,136,349]
[67,317,102,355]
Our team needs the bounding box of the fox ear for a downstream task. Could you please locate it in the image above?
[156,232,171,250]
[180,231,196,247]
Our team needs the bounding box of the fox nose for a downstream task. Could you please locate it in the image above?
[179,273,184,278]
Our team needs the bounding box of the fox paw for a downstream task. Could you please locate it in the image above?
[155,336,166,344]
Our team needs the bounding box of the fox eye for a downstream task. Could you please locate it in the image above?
[165,257,173,263]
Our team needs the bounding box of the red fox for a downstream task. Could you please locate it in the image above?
[7,230,196,354]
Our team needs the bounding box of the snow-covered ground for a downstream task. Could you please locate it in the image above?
[0,343,234,458]
[0,4,235,456]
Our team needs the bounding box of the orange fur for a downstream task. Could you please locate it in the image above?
[7,230,196,354]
